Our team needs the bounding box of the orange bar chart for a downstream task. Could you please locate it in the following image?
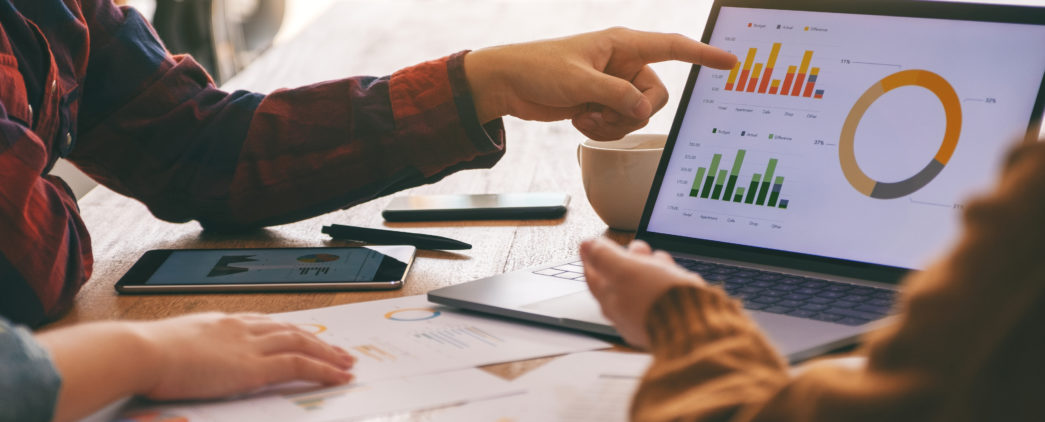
[757,43,782,93]
[746,63,764,92]
[790,51,814,96]
[725,63,740,91]
[803,67,820,97]
[781,65,797,95]
[721,43,823,99]
[735,48,757,92]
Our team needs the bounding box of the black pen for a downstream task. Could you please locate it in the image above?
[321,224,472,250]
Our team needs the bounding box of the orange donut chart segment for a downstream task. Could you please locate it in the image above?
[838,69,962,199]
[384,307,442,321]
[297,323,327,334]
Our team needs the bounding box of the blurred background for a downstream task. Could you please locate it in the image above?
[55,0,1045,200]
[117,0,336,84]
[56,0,334,197]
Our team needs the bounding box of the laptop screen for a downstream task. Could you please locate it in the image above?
[646,5,1045,271]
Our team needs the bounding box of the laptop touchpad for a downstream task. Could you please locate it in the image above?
[521,290,610,324]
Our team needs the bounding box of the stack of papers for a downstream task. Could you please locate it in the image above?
[271,295,613,384]
[115,296,613,422]
[429,351,653,422]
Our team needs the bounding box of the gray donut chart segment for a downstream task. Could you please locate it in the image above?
[869,159,946,199]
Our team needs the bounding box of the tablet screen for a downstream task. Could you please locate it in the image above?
[144,247,410,284]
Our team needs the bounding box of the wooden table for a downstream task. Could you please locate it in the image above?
[57,0,717,383]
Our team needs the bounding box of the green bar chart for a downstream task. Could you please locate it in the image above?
[688,149,790,209]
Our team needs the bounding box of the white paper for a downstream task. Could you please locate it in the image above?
[270,295,611,384]
[114,368,520,422]
[113,296,609,422]
[429,351,652,422]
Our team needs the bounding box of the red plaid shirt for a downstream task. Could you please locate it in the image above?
[0,0,506,326]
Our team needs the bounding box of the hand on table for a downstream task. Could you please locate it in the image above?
[580,237,706,348]
[464,27,737,140]
[140,313,355,400]
[39,313,355,422]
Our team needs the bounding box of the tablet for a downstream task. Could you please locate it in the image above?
[115,246,416,293]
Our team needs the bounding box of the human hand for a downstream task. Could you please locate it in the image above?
[38,313,355,422]
[139,313,355,400]
[464,27,737,140]
[580,237,706,348]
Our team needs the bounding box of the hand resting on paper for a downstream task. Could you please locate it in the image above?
[36,313,354,422]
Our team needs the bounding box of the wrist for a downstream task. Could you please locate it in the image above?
[463,48,509,123]
[120,322,165,396]
[644,285,746,357]
[36,321,165,422]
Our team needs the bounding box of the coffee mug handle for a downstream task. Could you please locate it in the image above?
[576,143,582,166]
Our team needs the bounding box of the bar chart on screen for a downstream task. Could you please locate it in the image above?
[722,42,826,99]
[687,148,792,209]
[647,5,1045,270]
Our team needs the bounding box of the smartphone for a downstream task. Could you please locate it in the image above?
[115,246,416,293]
[382,192,570,222]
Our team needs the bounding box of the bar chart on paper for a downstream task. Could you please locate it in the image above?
[118,368,519,422]
[277,369,516,419]
[273,296,609,384]
[114,297,605,422]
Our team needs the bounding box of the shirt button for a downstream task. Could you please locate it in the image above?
[51,80,58,93]
[64,132,73,149]
[27,104,32,121]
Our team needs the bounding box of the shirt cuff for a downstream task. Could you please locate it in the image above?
[446,51,505,154]
[0,319,61,422]
[389,51,506,177]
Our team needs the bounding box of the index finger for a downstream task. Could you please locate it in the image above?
[622,29,738,69]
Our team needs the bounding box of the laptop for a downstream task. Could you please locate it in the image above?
[430,0,1045,362]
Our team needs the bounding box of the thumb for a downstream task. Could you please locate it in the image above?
[578,69,651,120]
[581,237,636,277]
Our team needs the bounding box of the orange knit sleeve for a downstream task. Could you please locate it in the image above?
[631,142,1045,422]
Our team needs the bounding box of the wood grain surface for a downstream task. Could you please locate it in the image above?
[56,0,716,389]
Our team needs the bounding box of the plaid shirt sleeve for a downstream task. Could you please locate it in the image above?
[0,0,504,326]
[71,1,506,231]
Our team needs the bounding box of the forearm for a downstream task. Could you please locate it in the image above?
[0,120,93,327]
[462,47,510,124]
[72,53,504,231]
[36,321,157,422]
[75,0,504,230]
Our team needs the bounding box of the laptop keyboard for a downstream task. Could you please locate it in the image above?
[533,258,895,326]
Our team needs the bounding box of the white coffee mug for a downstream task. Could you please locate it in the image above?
[577,134,667,231]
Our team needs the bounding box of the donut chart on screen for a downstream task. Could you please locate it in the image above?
[838,69,962,199]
